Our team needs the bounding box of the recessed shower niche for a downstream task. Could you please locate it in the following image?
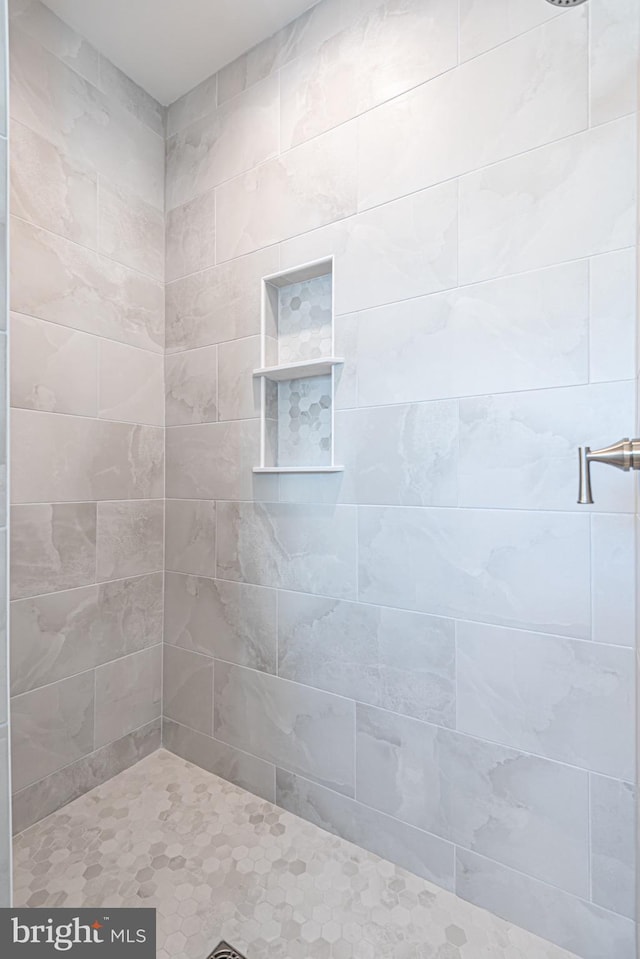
[253,258,344,473]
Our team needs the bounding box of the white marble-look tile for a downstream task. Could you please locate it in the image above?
[280,180,458,316]
[591,513,635,647]
[278,591,455,726]
[358,506,590,638]
[98,179,164,281]
[98,55,165,137]
[459,0,559,62]
[215,660,355,796]
[165,346,218,426]
[459,116,636,284]
[11,217,164,352]
[589,248,636,383]
[280,0,457,150]
[9,0,100,85]
[98,340,164,427]
[334,402,458,506]
[358,12,588,211]
[217,502,358,600]
[456,621,634,780]
[10,118,97,247]
[458,381,635,512]
[165,246,279,353]
[165,73,217,139]
[357,704,589,896]
[456,848,635,959]
[216,123,358,261]
[590,773,636,920]
[10,27,164,210]
[11,312,98,416]
[337,261,588,408]
[166,74,279,211]
[217,336,261,422]
[165,190,216,283]
[590,0,639,127]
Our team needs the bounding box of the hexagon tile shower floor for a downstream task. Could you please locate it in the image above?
[13,751,579,958]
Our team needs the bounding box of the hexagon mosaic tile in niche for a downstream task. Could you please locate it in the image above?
[277,374,332,467]
[277,274,332,363]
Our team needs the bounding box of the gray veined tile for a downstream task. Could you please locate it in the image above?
[276,768,455,890]
[356,704,589,897]
[96,500,164,582]
[94,645,161,749]
[217,502,358,600]
[11,670,95,792]
[217,336,261,422]
[456,848,635,959]
[9,0,100,85]
[164,574,276,675]
[10,118,98,248]
[10,312,98,417]
[0,726,9,905]
[10,503,96,600]
[166,74,217,139]
[163,645,213,737]
[456,621,634,780]
[590,774,636,920]
[165,346,218,426]
[278,591,455,726]
[165,190,216,283]
[98,340,164,426]
[165,500,216,577]
[98,55,165,136]
[214,661,355,797]
[97,179,164,281]
[358,506,590,638]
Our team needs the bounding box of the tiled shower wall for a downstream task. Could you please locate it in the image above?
[7,0,165,832]
[0,0,9,907]
[162,1,639,957]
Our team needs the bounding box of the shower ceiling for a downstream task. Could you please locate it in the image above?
[40,0,321,104]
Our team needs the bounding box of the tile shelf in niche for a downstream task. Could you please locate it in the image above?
[255,256,343,474]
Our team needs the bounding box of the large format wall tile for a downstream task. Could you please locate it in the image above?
[162,718,275,803]
[11,218,164,351]
[590,0,639,127]
[9,0,100,86]
[358,506,590,638]
[336,262,589,406]
[358,12,588,211]
[11,573,163,695]
[456,849,635,959]
[98,180,164,281]
[11,670,95,792]
[165,346,218,426]
[216,123,358,261]
[10,28,164,209]
[165,500,216,577]
[165,190,216,283]
[217,502,358,599]
[163,645,213,736]
[217,336,261,421]
[458,381,635,512]
[94,645,161,748]
[96,500,164,581]
[10,118,97,247]
[459,116,636,284]
[456,622,634,780]
[11,503,96,600]
[356,704,589,896]
[590,774,635,919]
[280,0,457,150]
[98,56,165,137]
[165,246,279,353]
[164,573,276,673]
[166,74,279,210]
[276,768,455,889]
[458,0,557,62]
[12,409,164,503]
[591,513,635,647]
[214,661,355,796]
[165,73,217,139]
[278,591,455,726]
[98,340,164,426]
[12,719,160,835]
[589,248,636,384]
[280,181,458,316]
[334,402,458,506]
[10,313,98,416]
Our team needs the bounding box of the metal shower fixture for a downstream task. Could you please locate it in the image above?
[544,0,588,6]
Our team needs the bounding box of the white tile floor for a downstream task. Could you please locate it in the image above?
[13,750,579,959]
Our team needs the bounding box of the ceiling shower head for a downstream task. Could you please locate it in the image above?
[544,0,588,6]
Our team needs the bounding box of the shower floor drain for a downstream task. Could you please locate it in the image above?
[206,943,248,959]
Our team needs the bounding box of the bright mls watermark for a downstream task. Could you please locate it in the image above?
[0,909,156,956]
